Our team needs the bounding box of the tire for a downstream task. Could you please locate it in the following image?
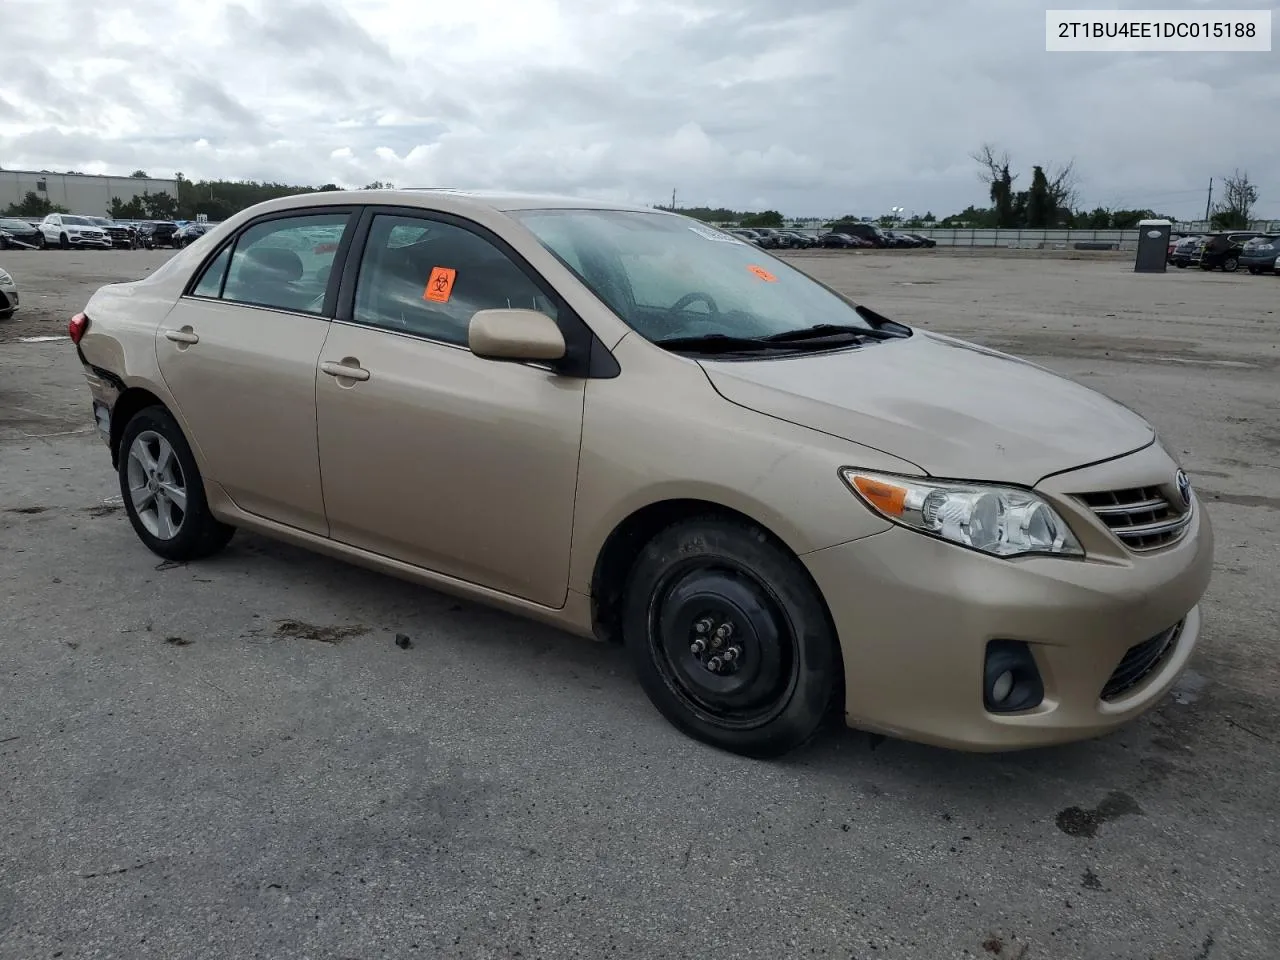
[621,517,839,758]
[37,234,48,250]
[1223,257,1239,273]
[59,233,70,250]
[118,405,235,562]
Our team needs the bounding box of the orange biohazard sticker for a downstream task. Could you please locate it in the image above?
[747,264,778,282]
[423,266,457,302]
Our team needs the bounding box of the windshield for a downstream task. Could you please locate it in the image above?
[511,209,875,342]
[1,219,30,229]
[63,216,92,226]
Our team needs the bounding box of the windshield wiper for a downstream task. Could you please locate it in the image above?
[760,323,902,343]
[652,333,787,354]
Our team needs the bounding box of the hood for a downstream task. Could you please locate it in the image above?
[700,330,1154,485]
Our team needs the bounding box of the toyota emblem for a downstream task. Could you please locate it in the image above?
[1175,469,1192,506]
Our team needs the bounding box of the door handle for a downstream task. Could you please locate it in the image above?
[164,328,199,344]
[321,360,370,382]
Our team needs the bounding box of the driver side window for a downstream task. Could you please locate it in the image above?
[352,214,558,346]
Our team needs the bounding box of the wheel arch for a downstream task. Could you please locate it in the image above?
[588,498,839,651]
[109,386,168,468]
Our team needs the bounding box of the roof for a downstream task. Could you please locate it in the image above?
[208,187,678,236]
[392,188,659,214]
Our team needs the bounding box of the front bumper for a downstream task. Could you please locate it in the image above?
[69,236,111,248]
[803,447,1214,751]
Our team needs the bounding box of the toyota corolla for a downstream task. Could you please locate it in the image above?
[69,189,1213,758]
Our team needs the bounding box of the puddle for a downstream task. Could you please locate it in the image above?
[17,335,70,343]
[1172,669,1208,705]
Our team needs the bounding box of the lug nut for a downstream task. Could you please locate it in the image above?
[707,657,723,672]
[690,639,706,655]
[715,622,734,640]
[694,618,712,635]
[723,646,740,663]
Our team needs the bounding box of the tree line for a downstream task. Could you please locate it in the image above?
[2,153,1261,230]
[1,170,395,221]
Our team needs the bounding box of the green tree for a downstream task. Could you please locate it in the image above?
[108,196,147,219]
[3,191,68,217]
[130,169,149,178]
[739,210,783,228]
[1026,166,1055,228]
[1210,169,1258,229]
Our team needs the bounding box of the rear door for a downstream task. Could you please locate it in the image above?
[155,208,356,535]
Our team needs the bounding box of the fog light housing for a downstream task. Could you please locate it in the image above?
[983,640,1044,713]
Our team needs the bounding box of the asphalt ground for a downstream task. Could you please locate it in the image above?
[1,247,1277,959]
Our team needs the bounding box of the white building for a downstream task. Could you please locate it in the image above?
[0,169,179,217]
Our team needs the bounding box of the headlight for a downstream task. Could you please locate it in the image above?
[0,269,12,284]
[841,469,1084,558]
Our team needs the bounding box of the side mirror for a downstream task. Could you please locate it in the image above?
[468,309,566,363]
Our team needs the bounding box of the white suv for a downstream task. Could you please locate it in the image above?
[39,214,111,250]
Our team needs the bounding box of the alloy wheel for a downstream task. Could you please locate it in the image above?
[126,430,188,540]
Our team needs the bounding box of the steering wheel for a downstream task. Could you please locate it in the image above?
[667,291,721,322]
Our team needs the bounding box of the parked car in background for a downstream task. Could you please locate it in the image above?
[69,188,1214,757]
[174,222,214,248]
[39,214,110,250]
[782,230,818,248]
[904,233,937,248]
[1169,235,1202,268]
[882,231,922,248]
[827,222,889,248]
[1198,232,1264,273]
[0,217,44,249]
[747,228,786,249]
[90,217,138,249]
[1239,235,1280,274]
[0,265,18,319]
[728,228,764,246]
[138,221,182,249]
[819,232,860,248]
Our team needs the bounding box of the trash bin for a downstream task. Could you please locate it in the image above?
[1134,219,1172,273]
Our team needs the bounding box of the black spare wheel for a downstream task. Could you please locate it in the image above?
[622,517,839,758]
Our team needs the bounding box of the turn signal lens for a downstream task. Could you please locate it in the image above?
[841,468,1084,558]
[850,475,907,516]
[69,312,89,344]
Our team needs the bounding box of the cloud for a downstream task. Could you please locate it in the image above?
[1,0,1276,219]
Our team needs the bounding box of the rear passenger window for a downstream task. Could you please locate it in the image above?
[191,246,230,298]
[220,214,350,314]
[352,214,557,346]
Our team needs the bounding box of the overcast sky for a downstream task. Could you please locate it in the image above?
[2,0,1277,219]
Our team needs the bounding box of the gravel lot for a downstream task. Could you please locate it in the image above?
[2,248,1277,960]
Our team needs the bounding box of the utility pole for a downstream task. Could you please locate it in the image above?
[671,188,677,210]
[1204,177,1213,223]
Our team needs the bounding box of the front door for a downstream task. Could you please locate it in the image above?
[155,210,353,534]
[315,211,586,607]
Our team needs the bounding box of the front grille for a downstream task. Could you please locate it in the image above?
[1102,621,1183,701]
[1078,485,1191,551]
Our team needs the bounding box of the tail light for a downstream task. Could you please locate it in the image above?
[69,312,89,344]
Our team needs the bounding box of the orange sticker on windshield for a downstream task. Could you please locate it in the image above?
[423,266,457,302]
[747,264,778,282]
